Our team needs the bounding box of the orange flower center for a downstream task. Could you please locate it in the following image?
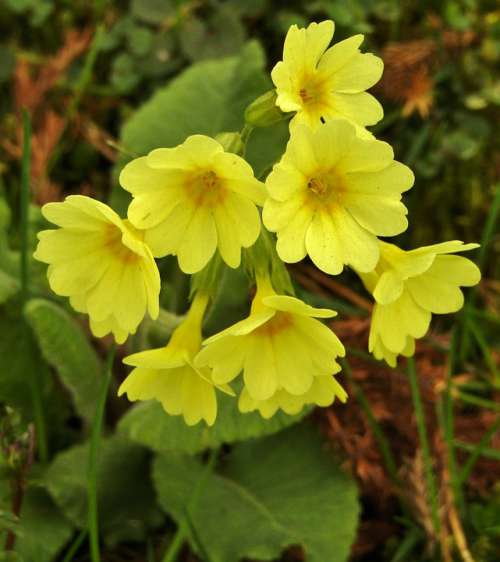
[306,169,346,208]
[185,169,227,208]
[255,312,293,338]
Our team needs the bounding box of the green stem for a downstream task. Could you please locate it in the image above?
[161,448,218,562]
[60,529,88,562]
[457,417,500,485]
[88,344,115,562]
[21,110,48,463]
[407,358,441,536]
[439,330,462,509]
[341,359,414,520]
[466,317,499,387]
[342,359,400,485]
[456,390,500,412]
[20,109,31,302]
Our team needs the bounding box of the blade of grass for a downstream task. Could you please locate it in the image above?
[161,448,218,562]
[407,357,441,536]
[476,183,500,273]
[390,526,422,562]
[60,529,87,562]
[457,417,500,485]
[48,25,104,175]
[437,329,462,509]
[88,343,115,562]
[459,184,500,363]
[20,110,31,302]
[341,359,400,486]
[465,317,499,387]
[455,440,500,461]
[341,358,415,520]
[21,109,48,464]
[455,390,500,412]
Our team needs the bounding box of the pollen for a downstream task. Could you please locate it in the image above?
[307,170,346,205]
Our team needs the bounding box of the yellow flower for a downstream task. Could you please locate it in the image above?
[263,120,414,275]
[195,276,345,401]
[119,135,266,274]
[34,195,160,344]
[238,375,347,419]
[358,240,481,366]
[272,20,384,134]
[118,294,231,426]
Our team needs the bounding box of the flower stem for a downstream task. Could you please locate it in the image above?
[20,109,31,302]
[20,109,49,464]
[88,344,115,562]
[407,357,441,537]
[161,448,218,562]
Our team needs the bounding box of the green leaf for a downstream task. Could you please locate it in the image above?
[44,435,162,546]
[131,0,175,25]
[24,299,102,423]
[119,390,310,454]
[113,41,283,214]
[0,269,18,304]
[0,307,52,417]
[15,487,73,562]
[153,423,359,562]
[179,5,245,62]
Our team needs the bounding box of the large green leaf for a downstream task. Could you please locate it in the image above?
[112,41,288,214]
[0,307,52,418]
[24,299,102,423]
[44,435,162,546]
[15,487,73,562]
[153,423,359,562]
[119,388,311,454]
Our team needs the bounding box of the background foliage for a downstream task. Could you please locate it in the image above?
[0,1,498,561]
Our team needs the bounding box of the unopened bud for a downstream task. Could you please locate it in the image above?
[215,132,244,154]
[245,90,287,127]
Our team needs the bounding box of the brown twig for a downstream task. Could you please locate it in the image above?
[294,263,373,312]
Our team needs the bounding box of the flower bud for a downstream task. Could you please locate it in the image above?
[244,90,287,127]
[214,132,244,154]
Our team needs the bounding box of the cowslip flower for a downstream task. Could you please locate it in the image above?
[271,20,384,134]
[358,240,481,366]
[195,276,345,401]
[118,294,231,426]
[263,119,414,275]
[238,375,347,419]
[33,195,160,344]
[119,135,266,274]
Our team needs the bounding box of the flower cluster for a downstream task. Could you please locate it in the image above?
[35,19,480,426]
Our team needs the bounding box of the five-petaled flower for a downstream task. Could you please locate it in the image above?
[195,275,346,402]
[263,119,414,275]
[34,195,160,344]
[358,240,481,366]
[272,20,384,135]
[119,293,232,426]
[120,135,266,274]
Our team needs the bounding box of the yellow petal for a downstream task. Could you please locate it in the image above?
[204,310,275,344]
[282,20,334,71]
[317,34,364,74]
[304,210,343,275]
[262,295,336,318]
[329,52,383,93]
[212,152,266,205]
[243,335,279,400]
[274,204,312,263]
[265,165,307,203]
[373,271,404,304]
[326,91,383,127]
[175,205,217,273]
[337,136,394,173]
